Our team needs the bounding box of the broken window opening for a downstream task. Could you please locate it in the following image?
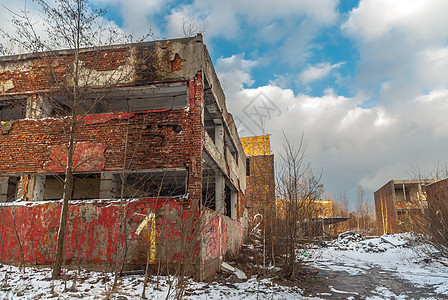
[114,170,187,199]
[225,185,232,218]
[43,173,101,200]
[0,176,19,202]
[202,168,216,210]
[0,100,26,121]
[246,158,251,177]
[42,170,186,201]
[225,129,238,163]
[203,107,216,143]
[47,84,188,117]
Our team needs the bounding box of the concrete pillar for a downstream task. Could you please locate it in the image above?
[215,173,225,214]
[215,124,224,153]
[16,174,34,201]
[0,177,8,202]
[26,95,52,118]
[100,172,116,199]
[231,191,238,220]
[32,175,46,201]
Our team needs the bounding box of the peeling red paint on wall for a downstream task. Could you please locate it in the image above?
[0,198,190,265]
[0,199,242,270]
[202,209,227,258]
[201,208,242,278]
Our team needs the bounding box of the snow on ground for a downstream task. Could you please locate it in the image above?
[1,233,447,299]
[0,264,308,299]
[309,233,448,298]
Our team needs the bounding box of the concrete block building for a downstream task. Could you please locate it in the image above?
[374,179,436,234]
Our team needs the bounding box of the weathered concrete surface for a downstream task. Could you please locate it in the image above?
[201,208,242,279]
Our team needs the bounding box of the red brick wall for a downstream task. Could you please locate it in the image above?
[186,72,204,206]
[0,49,130,95]
[245,155,275,218]
[0,110,192,173]
[0,71,206,209]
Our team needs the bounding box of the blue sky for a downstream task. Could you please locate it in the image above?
[3,0,448,207]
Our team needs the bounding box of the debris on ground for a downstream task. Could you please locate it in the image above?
[322,232,409,253]
[221,262,247,280]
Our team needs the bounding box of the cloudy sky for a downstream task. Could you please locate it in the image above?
[2,0,448,206]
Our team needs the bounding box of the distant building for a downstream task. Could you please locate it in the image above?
[425,178,448,218]
[374,179,436,234]
[240,135,275,220]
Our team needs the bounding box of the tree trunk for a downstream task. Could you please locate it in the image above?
[52,118,76,278]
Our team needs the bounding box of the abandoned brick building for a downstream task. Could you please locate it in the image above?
[374,179,436,234]
[0,35,247,278]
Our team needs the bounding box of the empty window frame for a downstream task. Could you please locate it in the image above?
[114,170,187,199]
[0,100,26,121]
[0,176,19,202]
[48,84,188,117]
[44,174,101,200]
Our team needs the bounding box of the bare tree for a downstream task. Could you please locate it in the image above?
[181,16,208,37]
[354,185,375,235]
[411,179,448,258]
[276,133,322,278]
[331,193,349,236]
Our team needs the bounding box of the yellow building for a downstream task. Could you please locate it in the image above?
[240,135,271,156]
[275,199,333,219]
[240,135,275,219]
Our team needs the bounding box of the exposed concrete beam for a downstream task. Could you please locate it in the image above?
[100,172,116,199]
[231,191,238,220]
[215,173,225,215]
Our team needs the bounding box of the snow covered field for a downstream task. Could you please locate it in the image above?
[0,233,447,299]
[309,233,448,299]
[0,264,306,299]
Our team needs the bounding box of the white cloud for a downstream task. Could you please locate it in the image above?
[342,0,448,42]
[298,62,345,84]
[342,0,448,101]
[164,0,339,65]
[224,62,448,201]
[0,1,130,53]
[0,1,46,53]
[216,54,257,97]
[93,0,165,38]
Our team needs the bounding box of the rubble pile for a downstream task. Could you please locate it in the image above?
[325,232,409,253]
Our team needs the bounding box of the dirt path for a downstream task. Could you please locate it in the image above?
[303,266,445,299]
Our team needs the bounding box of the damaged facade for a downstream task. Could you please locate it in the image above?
[374,179,436,234]
[0,35,246,278]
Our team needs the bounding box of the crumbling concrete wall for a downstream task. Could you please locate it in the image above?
[201,208,242,280]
